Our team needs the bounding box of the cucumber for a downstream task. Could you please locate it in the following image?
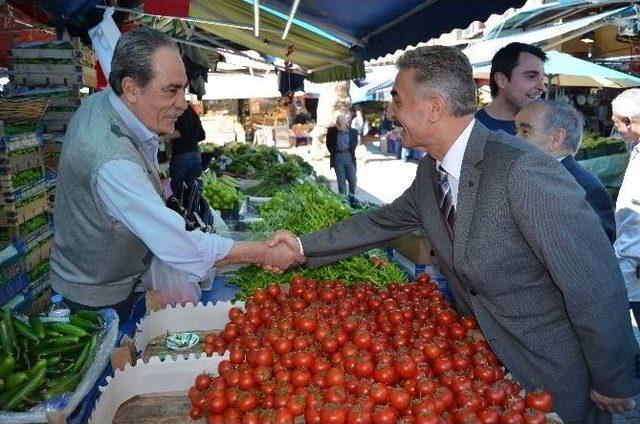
[50,336,80,346]
[75,310,102,325]
[3,367,46,410]
[45,322,89,338]
[38,343,84,358]
[5,371,27,390]
[45,373,80,399]
[45,330,62,338]
[69,315,100,331]
[45,356,61,367]
[0,355,15,378]
[13,319,39,343]
[0,321,13,356]
[2,308,18,355]
[27,359,47,378]
[28,316,46,340]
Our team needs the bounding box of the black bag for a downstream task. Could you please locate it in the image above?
[165,177,215,232]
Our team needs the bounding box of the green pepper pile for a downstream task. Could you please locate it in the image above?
[202,172,244,211]
[245,157,316,197]
[0,307,103,411]
[28,260,49,283]
[228,182,407,299]
[221,143,282,177]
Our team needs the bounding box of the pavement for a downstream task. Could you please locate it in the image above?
[287,140,640,422]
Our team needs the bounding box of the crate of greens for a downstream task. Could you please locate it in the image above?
[0,244,28,307]
[0,171,46,209]
[0,306,118,422]
[0,123,43,154]
[0,195,48,227]
[0,213,51,254]
[0,148,43,177]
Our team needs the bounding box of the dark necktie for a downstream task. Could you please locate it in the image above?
[437,165,455,230]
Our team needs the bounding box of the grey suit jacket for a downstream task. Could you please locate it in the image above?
[301,122,640,423]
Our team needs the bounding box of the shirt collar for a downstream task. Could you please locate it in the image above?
[556,155,569,162]
[438,119,476,181]
[108,91,158,145]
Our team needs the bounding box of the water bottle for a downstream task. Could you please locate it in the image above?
[47,294,71,322]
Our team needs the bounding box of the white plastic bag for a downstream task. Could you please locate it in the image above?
[87,6,120,80]
[141,257,202,307]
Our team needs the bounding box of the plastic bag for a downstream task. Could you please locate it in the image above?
[141,257,202,307]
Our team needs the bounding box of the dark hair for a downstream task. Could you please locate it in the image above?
[489,42,547,98]
[108,27,178,96]
[397,46,477,117]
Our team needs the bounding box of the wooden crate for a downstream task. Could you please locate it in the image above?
[49,95,81,109]
[9,67,97,88]
[0,194,48,226]
[0,147,44,175]
[0,178,46,208]
[41,110,75,122]
[42,121,68,133]
[26,237,51,271]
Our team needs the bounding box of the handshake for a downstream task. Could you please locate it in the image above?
[259,230,307,274]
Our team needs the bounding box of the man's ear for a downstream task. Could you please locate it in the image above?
[426,95,446,122]
[494,72,509,90]
[551,127,566,149]
[121,76,139,104]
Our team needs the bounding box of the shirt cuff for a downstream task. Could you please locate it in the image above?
[296,237,304,256]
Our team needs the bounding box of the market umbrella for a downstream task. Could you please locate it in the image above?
[473,50,640,88]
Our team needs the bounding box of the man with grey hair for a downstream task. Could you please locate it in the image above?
[51,27,303,316]
[516,99,615,243]
[326,114,359,205]
[611,88,640,330]
[269,45,640,422]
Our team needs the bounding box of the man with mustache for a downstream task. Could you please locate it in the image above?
[476,42,547,135]
[50,27,303,317]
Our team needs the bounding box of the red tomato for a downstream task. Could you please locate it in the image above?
[371,405,398,424]
[369,383,389,405]
[286,393,307,416]
[474,365,496,384]
[522,409,546,424]
[499,410,524,424]
[320,402,347,424]
[478,407,501,424]
[484,384,507,407]
[208,394,228,415]
[195,373,212,391]
[373,363,398,385]
[346,405,372,424]
[436,310,456,326]
[524,390,553,413]
[291,369,311,387]
[326,367,346,387]
[395,355,418,379]
[189,406,202,420]
[389,388,411,410]
[448,323,467,340]
[460,316,478,329]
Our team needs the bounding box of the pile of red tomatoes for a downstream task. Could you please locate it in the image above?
[190,275,553,423]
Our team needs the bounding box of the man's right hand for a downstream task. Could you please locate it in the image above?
[266,230,302,253]
[259,231,306,274]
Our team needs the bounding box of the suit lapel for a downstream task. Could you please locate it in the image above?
[423,158,454,256]
[453,122,489,267]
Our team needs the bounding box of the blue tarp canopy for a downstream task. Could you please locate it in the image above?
[259,0,527,60]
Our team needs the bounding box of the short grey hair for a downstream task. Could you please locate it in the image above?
[336,115,348,125]
[612,88,640,120]
[528,99,584,154]
[109,27,179,96]
[396,46,477,117]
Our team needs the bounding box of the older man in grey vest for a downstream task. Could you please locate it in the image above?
[50,27,303,317]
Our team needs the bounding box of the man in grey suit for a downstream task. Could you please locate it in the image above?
[269,46,640,423]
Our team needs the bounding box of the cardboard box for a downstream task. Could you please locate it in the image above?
[88,354,226,424]
[133,301,241,361]
[389,231,435,265]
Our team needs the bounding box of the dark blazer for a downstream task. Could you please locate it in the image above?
[301,122,640,423]
[561,156,616,243]
[326,126,358,169]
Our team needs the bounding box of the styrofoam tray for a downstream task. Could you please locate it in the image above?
[133,301,243,357]
[88,354,225,424]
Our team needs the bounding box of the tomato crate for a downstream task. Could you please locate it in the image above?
[0,194,48,226]
[0,243,29,306]
[0,146,44,175]
[0,122,43,153]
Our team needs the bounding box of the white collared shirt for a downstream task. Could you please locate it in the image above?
[94,93,234,282]
[614,144,640,301]
[436,119,476,207]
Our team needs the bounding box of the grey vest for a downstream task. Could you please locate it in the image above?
[50,90,162,307]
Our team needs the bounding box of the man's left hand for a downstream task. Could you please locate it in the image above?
[590,389,636,413]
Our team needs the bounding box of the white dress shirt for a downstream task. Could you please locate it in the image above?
[614,143,640,301]
[94,93,234,282]
[437,119,476,207]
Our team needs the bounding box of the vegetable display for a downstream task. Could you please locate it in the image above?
[191,275,554,423]
[202,172,244,211]
[9,167,43,188]
[0,307,102,412]
[229,183,406,298]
